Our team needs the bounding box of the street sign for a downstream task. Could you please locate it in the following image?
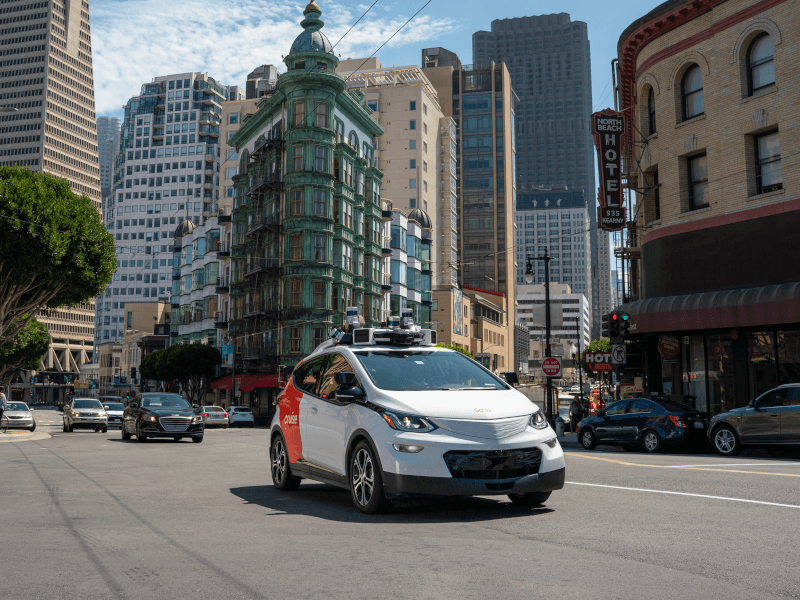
[611,344,627,364]
[541,356,562,378]
[658,334,680,359]
[583,351,613,372]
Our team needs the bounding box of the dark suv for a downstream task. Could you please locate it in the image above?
[122,393,204,443]
[708,384,800,455]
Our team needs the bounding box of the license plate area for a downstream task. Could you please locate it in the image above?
[693,421,704,429]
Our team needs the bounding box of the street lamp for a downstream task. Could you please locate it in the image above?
[525,249,555,425]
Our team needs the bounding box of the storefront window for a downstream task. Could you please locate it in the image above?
[748,331,777,399]
[682,335,708,411]
[707,335,735,414]
[777,331,800,384]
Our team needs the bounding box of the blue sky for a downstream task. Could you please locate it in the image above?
[91,0,664,118]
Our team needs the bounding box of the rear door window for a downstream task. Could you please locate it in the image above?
[628,400,653,414]
[605,401,630,416]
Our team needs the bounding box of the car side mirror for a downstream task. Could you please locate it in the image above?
[192,404,199,408]
[30,408,35,411]
[335,386,365,403]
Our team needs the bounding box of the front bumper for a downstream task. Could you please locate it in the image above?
[70,417,108,429]
[142,423,204,437]
[383,467,565,498]
[2,417,34,429]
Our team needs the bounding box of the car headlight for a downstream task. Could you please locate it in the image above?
[192,416,202,423]
[382,411,437,433]
[529,410,548,430]
[148,416,157,422]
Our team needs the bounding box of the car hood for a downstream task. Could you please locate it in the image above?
[105,410,123,416]
[369,388,535,420]
[148,409,198,417]
[4,410,31,417]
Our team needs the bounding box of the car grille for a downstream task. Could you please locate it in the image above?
[159,417,191,432]
[443,447,542,480]
[431,415,529,439]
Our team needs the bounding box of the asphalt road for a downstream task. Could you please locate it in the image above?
[2,413,800,600]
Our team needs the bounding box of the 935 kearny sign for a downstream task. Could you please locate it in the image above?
[592,109,626,231]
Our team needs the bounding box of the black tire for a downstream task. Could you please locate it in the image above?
[63,421,68,433]
[508,491,552,507]
[642,429,663,453]
[712,425,741,456]
[174,437,182,442]
[121,424,132,440]
[192,436,203,443]
[67,424,73,433]
[580,428,597,450]
[136,424,147,443]
[29,422,36,432]
[349,440,390,514]
[101,427,108,433]
[223,425,228,429]
[270,434,301,490]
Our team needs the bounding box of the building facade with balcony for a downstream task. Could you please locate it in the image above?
[617,0,800,413]
[226,1,386,376]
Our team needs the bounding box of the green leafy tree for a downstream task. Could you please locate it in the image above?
[140,348,174,392]
[142,344,221,403]
[582,338,611,375]
[436,343,473,359]
[0,167,116,343]
[0,316,50,384]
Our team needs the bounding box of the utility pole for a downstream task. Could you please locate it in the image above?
[525,248,554,425]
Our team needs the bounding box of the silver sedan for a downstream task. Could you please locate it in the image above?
[1,402,36,431]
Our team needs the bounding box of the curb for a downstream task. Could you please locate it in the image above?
[0,430,52,443]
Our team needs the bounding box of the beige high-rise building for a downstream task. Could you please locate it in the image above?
[1,0,101,402]
[336,59,459,290]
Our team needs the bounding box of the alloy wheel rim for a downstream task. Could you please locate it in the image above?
[645,433,657,450]
[582,431,592,447]
[352,448,374,506]
[272,439,286,484]
[715,429,735,453]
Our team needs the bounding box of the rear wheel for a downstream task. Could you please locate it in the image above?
[508,491,551,507]
[642,429,663,453]
[712,425,741,456]
[580,428,597,450]
[349,440,390,514]
[271,434,301,490]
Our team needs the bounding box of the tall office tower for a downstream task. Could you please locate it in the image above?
[337,57,459,290]
[0,0,100,402]
[473,14,610,335]
[97,72,237,346]
[422,49,517,324]
[514,189,591,294]
[97,116,121,199]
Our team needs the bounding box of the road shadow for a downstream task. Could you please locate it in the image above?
[230,483,554,523]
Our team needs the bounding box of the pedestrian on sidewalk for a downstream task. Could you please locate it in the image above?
[0,390,7,433]
[568,395,584,433]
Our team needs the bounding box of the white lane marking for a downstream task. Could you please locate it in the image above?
[666,463,796,468]
[566,481,800,509]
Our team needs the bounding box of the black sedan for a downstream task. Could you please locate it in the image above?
[708,384,800,456]
[577,398,710,453]
[121,393,204,443]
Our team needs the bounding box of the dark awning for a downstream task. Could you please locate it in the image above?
[210,373,281,391]
[622,282,800,334]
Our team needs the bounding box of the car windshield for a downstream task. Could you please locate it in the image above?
[141,395,190,409]
[204,407,223,412]
[102,403,124,411]
[353,350,507,392]
[73,400,103,409]
[7,403,28,411]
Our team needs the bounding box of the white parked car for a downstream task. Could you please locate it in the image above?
[1,402,36,431]
[269,325,565,514]
[202,406,229,428]
[228,406,254,428]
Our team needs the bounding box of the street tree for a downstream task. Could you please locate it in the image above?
[436,343,473,358]
[0,316,50,384]
[140,348,173,392]
[0,167,116,343]
[141,344,221,403]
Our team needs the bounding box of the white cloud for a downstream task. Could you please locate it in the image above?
[90,0,456,116]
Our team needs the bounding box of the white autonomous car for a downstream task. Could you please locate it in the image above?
[269,309,565,514]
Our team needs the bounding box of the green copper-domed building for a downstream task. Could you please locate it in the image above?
[228,1,387,369]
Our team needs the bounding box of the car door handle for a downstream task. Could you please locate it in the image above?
[770,413,779,417]
[310,407,318,414]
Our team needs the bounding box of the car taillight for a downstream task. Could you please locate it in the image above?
[224,414,228,417]
[204,413,209,417]
[669,415,687,428]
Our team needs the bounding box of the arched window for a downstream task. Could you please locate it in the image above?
[647,88,656,135]
[348,131,358,151]
[682,65,704,120]
[747,33,775,94]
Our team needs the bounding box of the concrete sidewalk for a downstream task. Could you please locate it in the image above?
[0,430,51,443]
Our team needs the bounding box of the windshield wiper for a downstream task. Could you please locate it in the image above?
[440,386,498,390]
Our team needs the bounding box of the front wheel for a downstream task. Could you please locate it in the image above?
[350,441,390,514]
[642,429,663,453]
[580,428,597,450]
[101,427,107,433]
[271,434,301,490]
[136,424,147,443]
[121,424,132,440]
[508,491,551,507]
[63,421,68,433]
[29,422,36,432]
[712,425,741,456]
[192,436,203,443]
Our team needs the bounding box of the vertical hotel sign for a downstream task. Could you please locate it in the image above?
[592,108,626,231]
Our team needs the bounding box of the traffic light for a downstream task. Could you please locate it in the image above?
[620,313,630,338]
[601,313,610,338]
[609,312,620,338]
